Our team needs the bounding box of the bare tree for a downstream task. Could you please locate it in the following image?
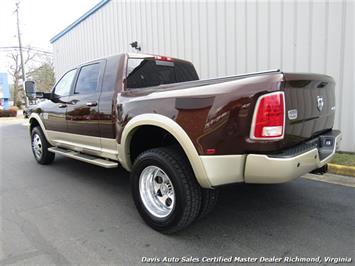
[7,48,37,107]
[27,56,55,93]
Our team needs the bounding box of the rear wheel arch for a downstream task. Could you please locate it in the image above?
[120,114,211,188]
[129,125,182,163]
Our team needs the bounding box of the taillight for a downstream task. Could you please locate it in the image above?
[250,91,285,140]
[154,55,173,61]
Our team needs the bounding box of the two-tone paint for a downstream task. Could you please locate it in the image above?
[29,53,339,188]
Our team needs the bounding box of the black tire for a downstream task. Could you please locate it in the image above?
[31,126,55,165]
[198,188,220,220]
[130,147,202,234]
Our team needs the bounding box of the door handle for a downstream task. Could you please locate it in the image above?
[70,99,79,105]
[86,101,97,107]
[58,104,67,108]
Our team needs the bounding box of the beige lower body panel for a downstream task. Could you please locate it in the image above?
[200,132,341,186]
[46,130,120,161]
[244,132,342,184]
[199,155,246,186]
[244,149,320,183]
[199,150,326,186]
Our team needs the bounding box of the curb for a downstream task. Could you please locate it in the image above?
[328,163,355,178]
[304,173,355,188]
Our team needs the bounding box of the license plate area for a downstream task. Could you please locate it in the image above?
[268,130,341,160]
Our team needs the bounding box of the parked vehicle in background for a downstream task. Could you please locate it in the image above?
[25,53,341,233]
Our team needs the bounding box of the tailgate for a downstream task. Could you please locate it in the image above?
[282,73,336,144]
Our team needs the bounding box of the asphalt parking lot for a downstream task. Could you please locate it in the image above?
[1,120,354,265]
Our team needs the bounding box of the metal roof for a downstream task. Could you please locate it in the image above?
[50,0,110,44]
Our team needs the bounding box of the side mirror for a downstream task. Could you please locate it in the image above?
[24,80,36,99]
[24,80,52,100]
[36,92,44,98]
[36,92,52,100]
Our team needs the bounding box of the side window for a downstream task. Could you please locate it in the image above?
[54,69,76,97]
[74,63,100,94]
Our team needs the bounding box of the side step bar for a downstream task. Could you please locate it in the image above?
[48,147,118,168]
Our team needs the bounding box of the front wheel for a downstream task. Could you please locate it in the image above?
[130,147,202,234]
[31,127,55,165]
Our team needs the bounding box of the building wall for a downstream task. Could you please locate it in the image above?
[0,72,10,110]
[52,0,354,152]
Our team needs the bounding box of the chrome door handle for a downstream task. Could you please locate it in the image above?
[86,101,97,107]
[70,99,79,105]
[58,104,67,108]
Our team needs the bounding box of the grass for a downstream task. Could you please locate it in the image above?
[330,152,355,167]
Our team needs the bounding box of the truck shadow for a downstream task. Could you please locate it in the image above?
[50,155,344,253]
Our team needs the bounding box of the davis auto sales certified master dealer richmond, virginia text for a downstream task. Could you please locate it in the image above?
[141,256,352,263]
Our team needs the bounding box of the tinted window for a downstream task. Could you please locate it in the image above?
[54,69,76,97]
[75,63,100,94]
[126,58,199,89]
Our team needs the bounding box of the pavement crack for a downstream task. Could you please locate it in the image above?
[3,209,71,265]
[0,250,43,266]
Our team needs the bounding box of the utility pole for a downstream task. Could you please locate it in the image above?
[15,1,28,107]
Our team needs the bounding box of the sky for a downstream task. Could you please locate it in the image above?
[0,0,99,77]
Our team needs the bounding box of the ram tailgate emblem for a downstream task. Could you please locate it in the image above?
[288,109,298,120]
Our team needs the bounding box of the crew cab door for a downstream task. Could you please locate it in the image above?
[65,61,105,151]
[43,69,77,133]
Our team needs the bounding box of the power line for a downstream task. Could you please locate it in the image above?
[0,46,53,55]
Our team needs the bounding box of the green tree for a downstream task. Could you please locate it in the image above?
[27,60,55,92]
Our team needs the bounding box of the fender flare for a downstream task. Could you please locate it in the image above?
[28,113,54,146]
[119,114,211,188]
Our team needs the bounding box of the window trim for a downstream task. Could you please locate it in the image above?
[52,68,77,97]
[72,61,105,95]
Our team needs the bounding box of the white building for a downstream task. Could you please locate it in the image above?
[51,0,354,152]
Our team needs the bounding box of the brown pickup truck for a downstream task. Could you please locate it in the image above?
[26,53,341,233]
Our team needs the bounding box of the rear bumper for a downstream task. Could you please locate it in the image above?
[244,130,342,183]
[199,130,342,187]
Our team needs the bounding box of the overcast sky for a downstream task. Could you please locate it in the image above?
[0,0,99,75]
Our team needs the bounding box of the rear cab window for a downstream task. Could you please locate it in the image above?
[126,57,199,89]
[74,63,101,94]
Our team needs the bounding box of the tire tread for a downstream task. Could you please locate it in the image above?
[31,127,55,165]
[198,188,219,220]
[132,147,201,233]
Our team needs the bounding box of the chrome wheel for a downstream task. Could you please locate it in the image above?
[32,133,42,159]
[139,166,175,218]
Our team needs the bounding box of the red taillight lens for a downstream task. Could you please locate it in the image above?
[154,55,173,61]
[251,91,285,140]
